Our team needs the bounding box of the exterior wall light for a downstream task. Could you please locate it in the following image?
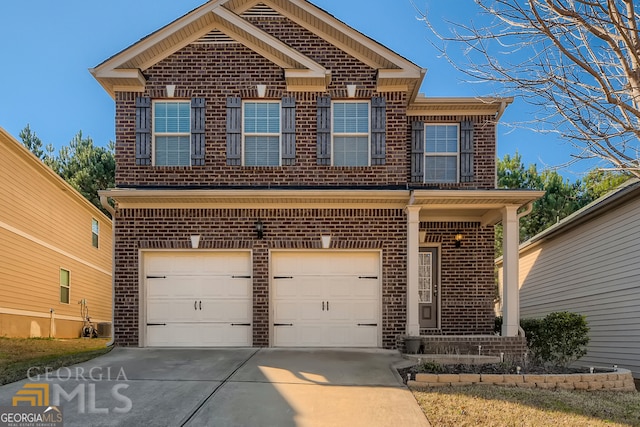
[321,231,331,249]
[454,232,464,248]
[190,235,201,249]
[255,219,264,240]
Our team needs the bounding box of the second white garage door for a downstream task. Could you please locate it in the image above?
[272,251,380,347]
[144,251,252,347]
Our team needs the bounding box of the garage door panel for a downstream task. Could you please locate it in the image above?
[272,251,380,348]
[200,324,251,347]
[274,325,323,347]
[145,251,252,347]
[352,302,378,322]
[352,282,379,297]
[199,276,251,292]
[148,299,200,323]
[199,300,251,322]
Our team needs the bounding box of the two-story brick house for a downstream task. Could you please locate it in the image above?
[93,0,543,351]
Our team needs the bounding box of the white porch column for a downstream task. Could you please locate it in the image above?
[501,205,520,337]
[406,205,421,336]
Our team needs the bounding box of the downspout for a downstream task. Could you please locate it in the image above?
[494,100,508,189]
[100,195,116,347]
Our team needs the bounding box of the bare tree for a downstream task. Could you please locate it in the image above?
[419,0,640,178]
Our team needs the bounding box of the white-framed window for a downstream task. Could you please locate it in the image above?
[60,268,70,304]
[332,101,370,166]
[91,219,99,249]
[243,101,281,166]
[425,124,459,183]
[153,101,191,166]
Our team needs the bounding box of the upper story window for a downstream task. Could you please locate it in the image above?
[153,101,191,166]
[91,219,99,248]
[425,124,459,183]
[243,101,280,166]
[332,101,370,166]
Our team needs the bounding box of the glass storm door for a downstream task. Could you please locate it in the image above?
[418,248,438,329]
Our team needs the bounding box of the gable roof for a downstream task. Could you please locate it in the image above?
[90,0,425,98]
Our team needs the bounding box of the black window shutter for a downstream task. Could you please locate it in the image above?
[317,95,331,165]
[411,121,425,182]
[281,96,296,166]
[371,96,386,165]
[226,97,242,166]
[135,97,152,166]
[191,98,206,166]
[460,120,474,182]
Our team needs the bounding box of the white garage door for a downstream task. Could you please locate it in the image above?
[272,251,380,347]
[144,251,252,347]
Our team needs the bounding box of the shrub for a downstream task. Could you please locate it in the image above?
[522,312,589,367]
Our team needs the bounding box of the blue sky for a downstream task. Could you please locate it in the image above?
[0,0,589,178]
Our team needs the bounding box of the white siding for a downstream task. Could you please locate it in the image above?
[517,196,640,379]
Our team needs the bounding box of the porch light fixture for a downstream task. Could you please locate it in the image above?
[320,231,331,249]
[190,235,201,249]
[454,232,464,248]
[255,219,264,240]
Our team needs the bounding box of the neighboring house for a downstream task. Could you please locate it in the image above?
[0,127,112,338]
[496,179,640,378]
[92,0,543,350]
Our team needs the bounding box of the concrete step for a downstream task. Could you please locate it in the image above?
[403,354,501,365]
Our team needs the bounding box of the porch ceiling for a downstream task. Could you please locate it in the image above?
[411,189,545,225]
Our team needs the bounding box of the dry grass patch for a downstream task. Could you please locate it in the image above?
[412,384,640,427]
[0,337,112,385]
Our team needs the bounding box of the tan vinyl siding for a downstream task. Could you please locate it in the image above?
[0,128,112,337]
[511,196,640,379]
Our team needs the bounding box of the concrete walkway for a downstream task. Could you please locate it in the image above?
[0,348,429,427]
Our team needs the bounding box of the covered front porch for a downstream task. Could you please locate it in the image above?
[405,189,544,342]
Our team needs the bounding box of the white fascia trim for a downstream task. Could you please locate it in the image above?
[92,2,223,75]
[0,220,112,277]
[272,0,423,74]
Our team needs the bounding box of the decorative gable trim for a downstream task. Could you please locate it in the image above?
[90,0,423,99]
[241,3,282,17]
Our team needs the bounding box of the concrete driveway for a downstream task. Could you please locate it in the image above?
[0,348,429,427]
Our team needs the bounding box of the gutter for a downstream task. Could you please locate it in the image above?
[100,194,116,347]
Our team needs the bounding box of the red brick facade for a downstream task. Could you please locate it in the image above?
[106,11,501,349]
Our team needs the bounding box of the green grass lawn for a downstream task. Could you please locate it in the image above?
[412,384,640,427]
[0,337,112,385]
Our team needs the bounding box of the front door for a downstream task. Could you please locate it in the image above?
[419,247,438,329]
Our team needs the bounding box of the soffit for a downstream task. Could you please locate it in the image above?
[407,96,514,117]
[411,189,545,225]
